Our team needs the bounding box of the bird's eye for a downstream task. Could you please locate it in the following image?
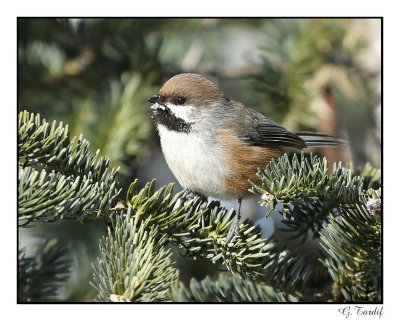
[177,97,186,105]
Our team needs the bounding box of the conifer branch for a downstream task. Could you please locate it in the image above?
[261,237,329,292]
[344,162,381,193]
[250,153,364,209]
[125,180,272,280]
[320,202,381,302]
[91,206,178,302]
[18,111,382,302]
[277,200,338,242]
[172,275,298,302]
[18,166,117,224]
[250,154,381,295]
[18,111,121,225]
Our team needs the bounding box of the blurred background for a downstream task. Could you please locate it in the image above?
[18,18,381,301]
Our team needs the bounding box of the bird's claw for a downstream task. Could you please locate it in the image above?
[226,216,239,243]
[226,198,242,244]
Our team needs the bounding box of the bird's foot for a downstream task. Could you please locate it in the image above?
[226,198,242,244]
[226,215,239,243]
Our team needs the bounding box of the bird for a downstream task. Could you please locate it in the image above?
[147,73,345,242]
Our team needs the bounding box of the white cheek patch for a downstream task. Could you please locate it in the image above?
[165,103,196,123]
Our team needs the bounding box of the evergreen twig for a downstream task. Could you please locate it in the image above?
[18,111,382,303]
[91,206,178,302]
[250,153,364,209]
[320,203,381,302]
[18,111,121,225]
[172,274,298,302]
[126,180,272,280]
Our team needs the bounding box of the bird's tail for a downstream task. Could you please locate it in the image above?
[296,132,348,147]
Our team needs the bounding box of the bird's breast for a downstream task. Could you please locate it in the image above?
[158,125,236,199]
[157,125,282,200]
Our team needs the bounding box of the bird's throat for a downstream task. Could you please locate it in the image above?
[152,105,192,133]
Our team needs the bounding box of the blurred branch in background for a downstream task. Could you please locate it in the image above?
[251,19,380,167]
[18,239,70,302]
[18,18,381,168]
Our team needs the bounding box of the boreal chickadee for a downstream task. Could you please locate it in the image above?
[148,73,345,242]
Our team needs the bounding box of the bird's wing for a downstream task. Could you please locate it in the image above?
[237,109,307,150]
[295,132,348,146]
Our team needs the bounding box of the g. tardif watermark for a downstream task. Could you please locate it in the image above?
[338,306,384,318]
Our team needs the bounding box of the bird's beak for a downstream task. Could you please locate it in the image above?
[148,95,166,111]
[147,95,159,104]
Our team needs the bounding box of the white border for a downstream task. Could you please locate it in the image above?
[3,1,396,320]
